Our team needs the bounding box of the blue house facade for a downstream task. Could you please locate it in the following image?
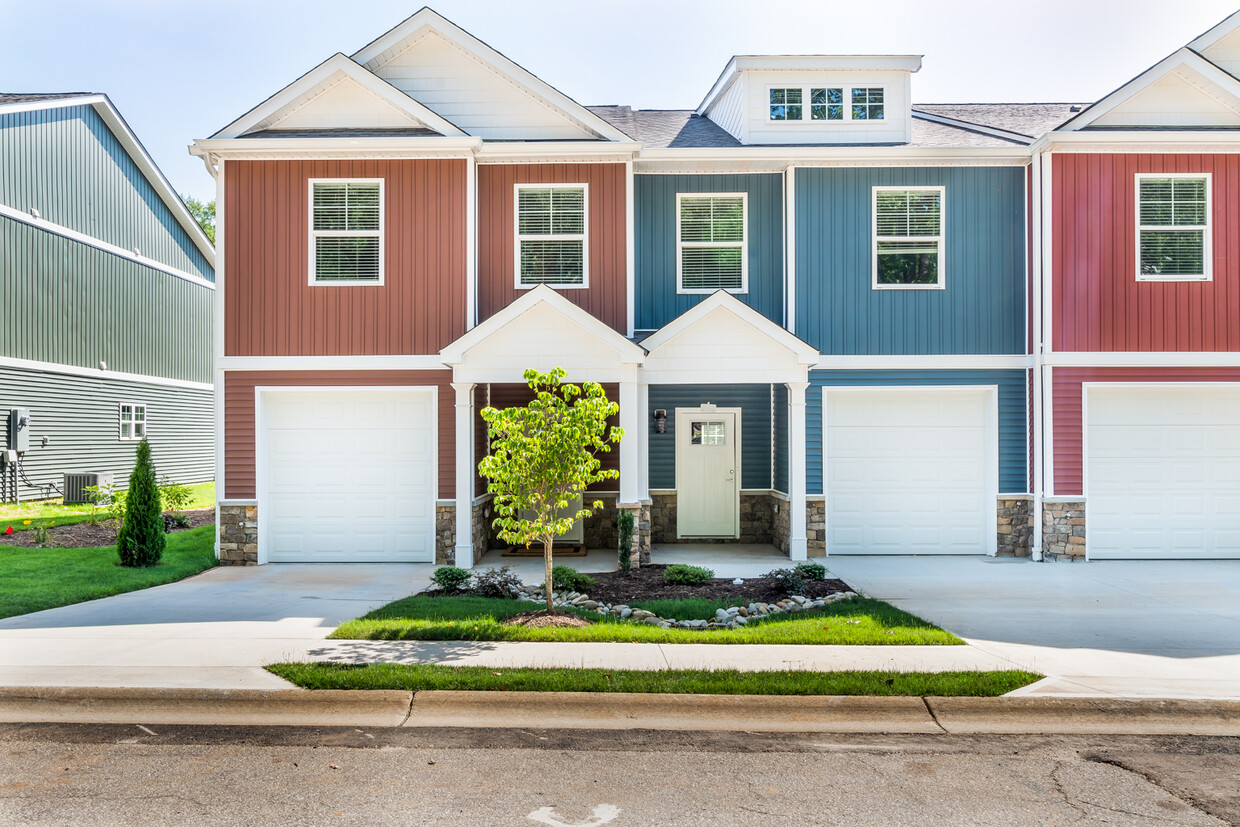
[0,94,215,503]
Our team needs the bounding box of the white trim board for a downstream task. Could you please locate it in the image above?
[0,355,213,392]
[218,355,449,372]
[0,204,214,289]
[1046,352,1240,367]
[812,355,1032,370]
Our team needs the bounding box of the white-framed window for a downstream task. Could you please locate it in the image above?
[119,403,146,440]
[851,87,885,120]
[768,86,883,122]
[873,186,944,290]
[308,179,383,285]
[676,193,748,293]
[1136,173,1211,281]
[514,183,588,288]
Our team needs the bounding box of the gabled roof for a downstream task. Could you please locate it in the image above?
[640,291,818,364]
[1059,47,1240,131]
[0,93,214,266]
[211,53,466,139]
[697,54,923,116]
[351,7,632,143]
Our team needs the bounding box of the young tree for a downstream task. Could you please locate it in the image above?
[182,194,215,244]
[116,439,166,567]
[479,368,623,613]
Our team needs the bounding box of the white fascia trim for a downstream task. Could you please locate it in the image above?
[209,52,467,140]
[476,143,640,163]
[0,204,215,289]
[636,146,1030,171]
[696,55,923,114]
[697,59,740,116]
[2,95,216,265]
[1187,10,1240,52]
[0,355,213,391]
[1034,131,1240,153]
[1047,352,1240,367]
[217,499,259,507]
[190,137,481,160]
[218,355,449,371]
[641,290,819,363]
[350,9,631,143]
[912,111,1033,144]
[812,354,1033,370]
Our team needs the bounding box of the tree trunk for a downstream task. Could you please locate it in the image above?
[543,535,555,614]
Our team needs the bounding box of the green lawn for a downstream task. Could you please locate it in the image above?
[0,481,215,531]
[628,596,750,619]
[267,662,1039,696]
[329,595,962,645]
[0,526,217,619]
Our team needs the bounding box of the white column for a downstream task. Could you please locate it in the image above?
[452,382,476,568]
[619,370,639,506]
[636,381,650,502]
[787,381,809,561]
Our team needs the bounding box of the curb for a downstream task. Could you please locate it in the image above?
[1,687,1237,735]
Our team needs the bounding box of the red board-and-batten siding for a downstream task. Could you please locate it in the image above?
[224,371,457,500]
[224,159,468,357]
[478,163,628,333]
[1052,153,1240,352]
[1051,367,1240,496]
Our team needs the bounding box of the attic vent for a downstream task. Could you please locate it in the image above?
[1069,105,1083,112]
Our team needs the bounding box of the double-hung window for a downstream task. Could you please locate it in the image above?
[1136,174,1211,280]
[515,184,588,288]
[309,179,383,284]
[677,193,747,293]
[119,404,146,440]
[873,187,944,289]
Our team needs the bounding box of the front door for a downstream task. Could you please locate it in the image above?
[675,407,740,538]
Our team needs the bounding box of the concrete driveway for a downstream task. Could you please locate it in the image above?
[824,556,1240,699]
[0,564,433,689]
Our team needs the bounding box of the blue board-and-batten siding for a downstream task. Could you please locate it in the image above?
[795,166,1025,355]
[806,370,1029,495]
[648,384,784,491]
[0,216,212,385]
[0,104,212,280]
[634,174,784,331]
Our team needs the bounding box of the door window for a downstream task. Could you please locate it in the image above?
[691,421,726,446]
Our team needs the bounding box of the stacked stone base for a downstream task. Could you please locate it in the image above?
[218,504,258,566]
[997,496,1034,557]
[1042,499,1086,560]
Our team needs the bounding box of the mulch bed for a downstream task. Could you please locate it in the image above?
[0,507,215,549]
[504,609,594,628]
[582,564,852,606]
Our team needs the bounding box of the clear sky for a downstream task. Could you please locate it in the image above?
[2,0,1237,203]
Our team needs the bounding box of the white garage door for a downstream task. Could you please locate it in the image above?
[260,388,437,563]
[1086,384,1240,559]
[826,388,996,555]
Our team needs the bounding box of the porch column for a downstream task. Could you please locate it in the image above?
[787,381,809,561]
[452,381,476,568]
[618,369,640,506]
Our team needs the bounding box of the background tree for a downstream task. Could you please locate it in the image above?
[479,367,623,613]
[116,439,166,567]
[182,194,215,244]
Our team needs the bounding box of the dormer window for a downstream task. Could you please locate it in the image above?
[768,86,885,122]
[852,88,885,120]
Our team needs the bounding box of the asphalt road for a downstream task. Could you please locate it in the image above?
[0,725,1237,826]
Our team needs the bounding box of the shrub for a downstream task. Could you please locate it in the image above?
[764,567,805,595]
[663,564,714,586]
[431,566,473,592]
[551,565,594,593]
[795,561,828,581]
[116,440,165,568]
[617,508,634,574]
[471,566,523,599]
[30,522,52,546]
[164,513,192,532]
[158,476,193,514]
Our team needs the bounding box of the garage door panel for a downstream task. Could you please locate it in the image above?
[826,389,994,555]
[263,389,437,563]
[1087,385,1240,559]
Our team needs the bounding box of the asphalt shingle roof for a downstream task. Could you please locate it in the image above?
[0,92,97,106]
[913,103,1085,139]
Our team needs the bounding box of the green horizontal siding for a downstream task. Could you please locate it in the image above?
[0,105,212,280]
[635,174,784,331]
[648,384,778,491]
[0,216,212,384]
[0,365,213,501]
[807,370,1029,495]
[795,166,1025,355]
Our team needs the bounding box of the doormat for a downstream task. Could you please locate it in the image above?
[501,544,588,557]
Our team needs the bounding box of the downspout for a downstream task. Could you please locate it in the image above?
[1030,150,1044,561]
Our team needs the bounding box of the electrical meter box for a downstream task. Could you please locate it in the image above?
[7,409,30,453]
